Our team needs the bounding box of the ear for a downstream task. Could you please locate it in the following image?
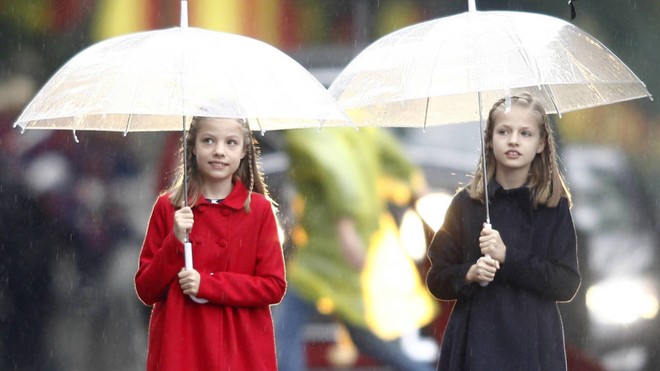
[536,138,546,154]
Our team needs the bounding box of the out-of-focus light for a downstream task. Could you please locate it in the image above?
[273,210,287,246]
[586,278,659,325]
[399,208,427,261]
[414,192,453,233]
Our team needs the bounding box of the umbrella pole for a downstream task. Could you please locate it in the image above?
[478,91,490,225]
[181,0,192,268]
[478,91,493,287]
[181,118,207,306]
[180,0,207,304]
[182,115,207,304]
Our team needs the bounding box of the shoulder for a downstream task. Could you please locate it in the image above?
[558,196,571,210]
[536,196,573,228]
[451,187,474,207]
[540,196,571,213]
[249,192,275,212]
[554,197,573,220]
[454,187,470,200]
[154,193,175,210]
[443,187,474,220]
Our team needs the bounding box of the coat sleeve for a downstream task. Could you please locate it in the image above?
[426,193,477,300]
[197,202,286,306]
[134,196,185,305]
[498,199,581,301]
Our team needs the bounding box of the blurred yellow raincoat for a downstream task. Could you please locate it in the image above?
[284,127,437,339]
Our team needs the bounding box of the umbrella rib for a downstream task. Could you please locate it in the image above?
[423,97,430,130]
[542,84,563,117]
[559,45,610,110]
[509,31,543,88]
[256,117,264,135]
[124,114,133,136]
[72,116,82,143]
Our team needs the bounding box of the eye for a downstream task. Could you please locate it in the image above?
[496,129,508,135]
[521,130,533,137]
[202,137,214,144]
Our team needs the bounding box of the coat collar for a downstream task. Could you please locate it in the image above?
[192,179,249,210]
[488,179,532,200]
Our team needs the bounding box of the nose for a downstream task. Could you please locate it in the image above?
[213,143,225,156]
[509,132,519,145]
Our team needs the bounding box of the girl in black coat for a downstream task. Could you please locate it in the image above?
[426,93,581,371]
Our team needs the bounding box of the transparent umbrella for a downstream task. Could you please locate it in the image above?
[13,0,348,303]
[14,9,347,135]
[329,0,652,223]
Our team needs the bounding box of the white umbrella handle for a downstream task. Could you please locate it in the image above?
[184,241,209,304]
[479,222,492,287]
[180,0,188,28]
[468,0,477,12]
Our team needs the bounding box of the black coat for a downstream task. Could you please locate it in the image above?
[426,184,581,371]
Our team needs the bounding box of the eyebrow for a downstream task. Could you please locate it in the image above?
[495,123,538,132]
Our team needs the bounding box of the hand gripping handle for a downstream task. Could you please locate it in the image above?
[479,223,492,287]
[185,242,209,304]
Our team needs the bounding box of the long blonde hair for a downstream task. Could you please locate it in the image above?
[167,117,270,212]
[468,93,571,208]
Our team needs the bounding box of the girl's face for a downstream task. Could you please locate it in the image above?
[192,118,246,188]
[491,105,545,177]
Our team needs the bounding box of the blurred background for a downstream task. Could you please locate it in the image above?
[1,1,658,370]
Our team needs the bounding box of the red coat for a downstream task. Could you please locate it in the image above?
[135,180,286,371]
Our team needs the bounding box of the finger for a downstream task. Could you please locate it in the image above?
[178,271,191,280]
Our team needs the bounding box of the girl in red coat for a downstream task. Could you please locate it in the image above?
[135,117,286,371]
[426,93,581,370]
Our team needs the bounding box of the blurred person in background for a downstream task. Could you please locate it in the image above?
[0,79,64,370]
[274,127,437,371]
[1,7,149,368]
[13,129,146,371]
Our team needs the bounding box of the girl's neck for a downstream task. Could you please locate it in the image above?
[202,179,234,200]
[495,167,528,190]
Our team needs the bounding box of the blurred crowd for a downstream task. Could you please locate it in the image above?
[0,79,161,370]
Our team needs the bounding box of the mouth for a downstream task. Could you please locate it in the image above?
[209,161,228,169]
[505,150,521,158]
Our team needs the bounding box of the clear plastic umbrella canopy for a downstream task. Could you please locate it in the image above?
[329,2,652,224]
[14,26,348,134]
[329,7,652,127]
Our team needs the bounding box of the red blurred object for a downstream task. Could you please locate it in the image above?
[566,344,606,371]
